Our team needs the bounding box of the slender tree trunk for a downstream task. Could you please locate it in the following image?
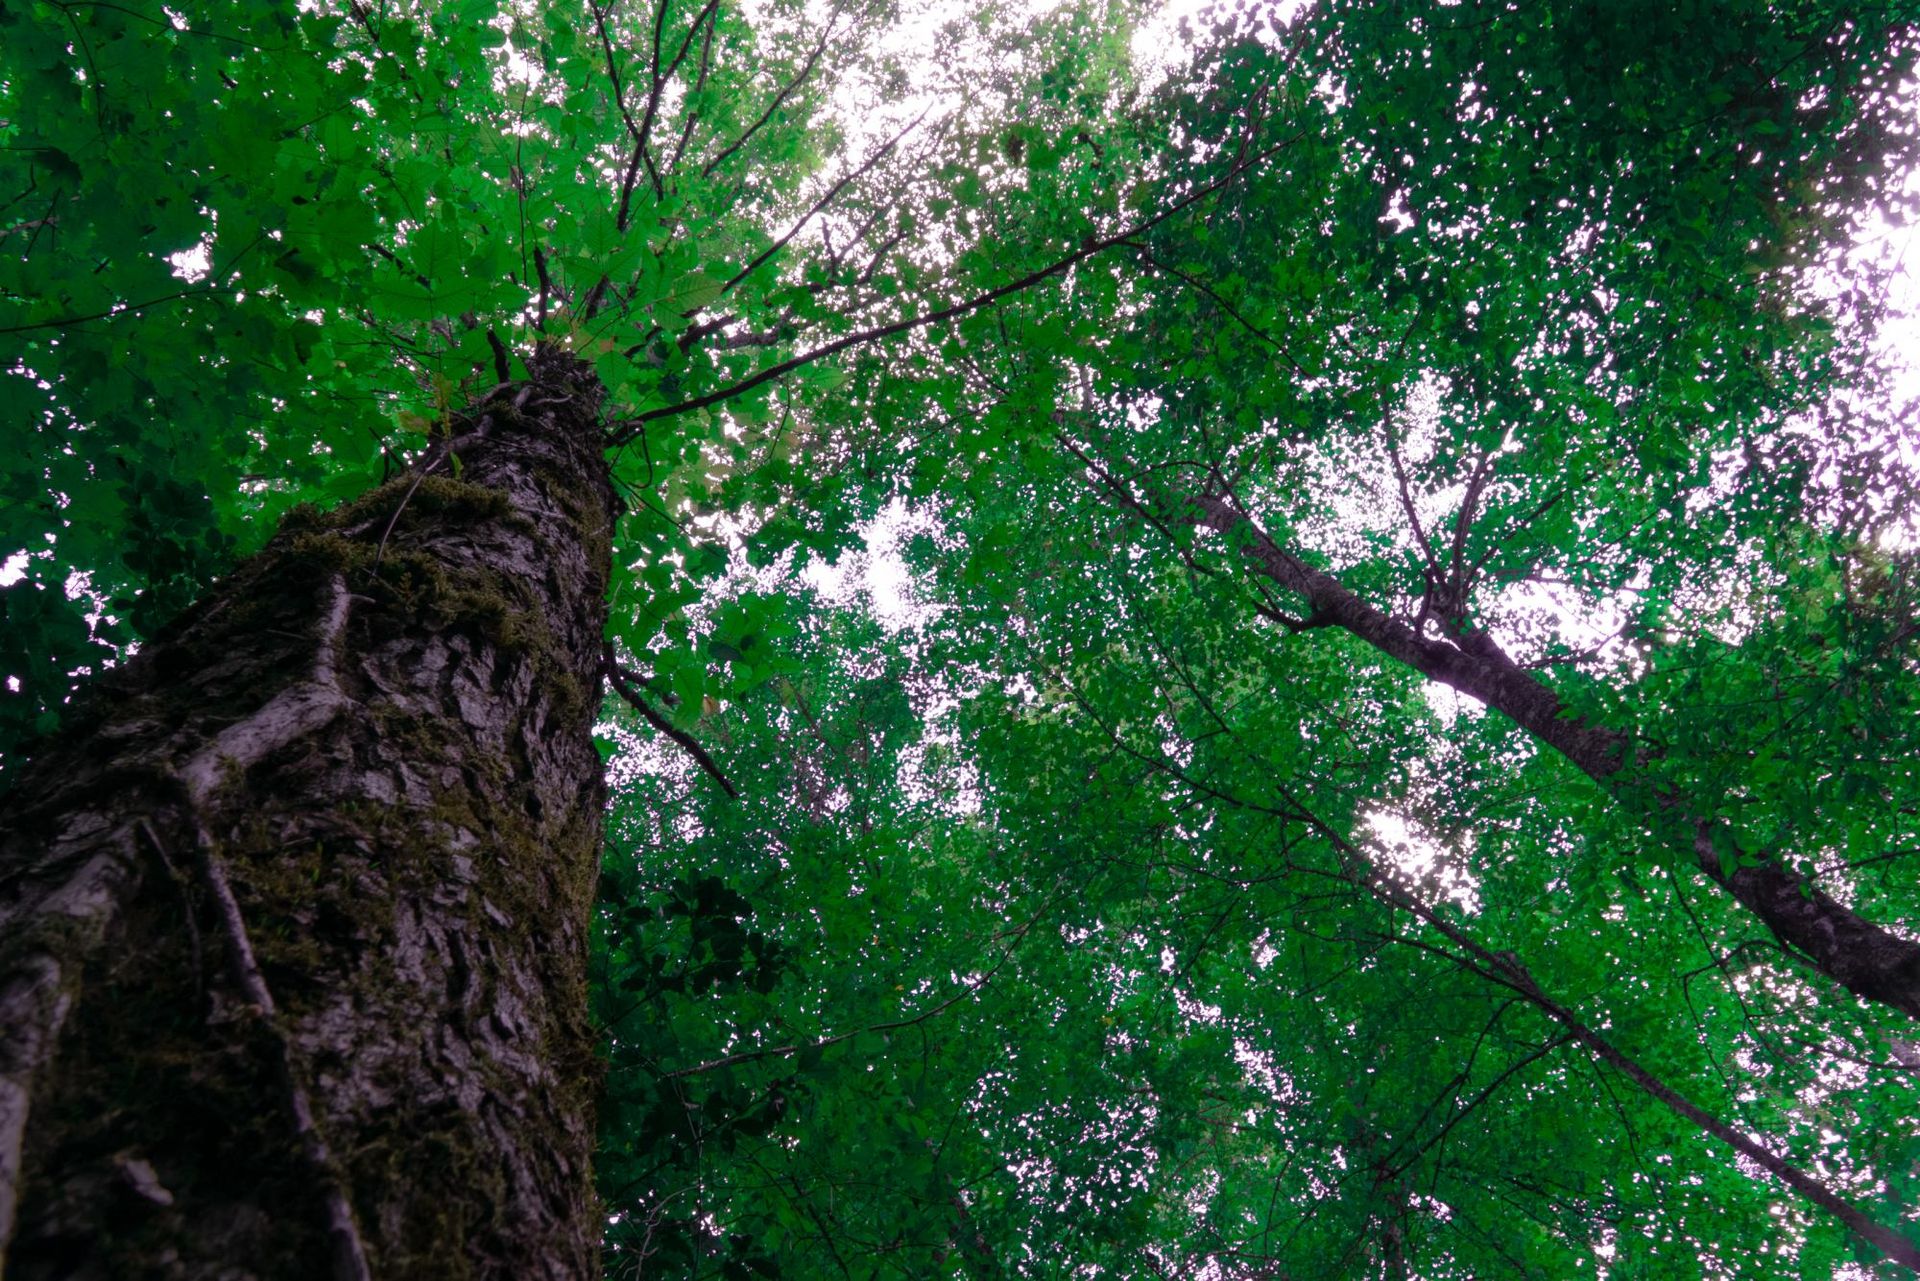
[0,347,615,1279]
[1185,491,1920,1022]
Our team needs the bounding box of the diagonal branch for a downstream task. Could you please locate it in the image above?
[604,643,738,797]
[664,0,719,177]
[611,132,1307,442]
[1180,486,1920,1023]
[716,106,928,302]
[0,231,268,335]
[700,13,837,179]
[1344,850,1920,1273]
[1086,694,1920,1271]
[1376,1031,1573,1187]
[635,0,721,204]
[1382,414,1438,578]
[1124,242,1311,378]
[592,0,665,234]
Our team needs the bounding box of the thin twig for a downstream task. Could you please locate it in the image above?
[611,131,1307,441]
[0,231,268,334]
[370,419,493,572]
[700,12,837,179]
[717,106,929,301]
[1124,242,1310,377]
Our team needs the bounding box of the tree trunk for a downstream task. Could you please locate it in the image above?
[0,347,615,1279]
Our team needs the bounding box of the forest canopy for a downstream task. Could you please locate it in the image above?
[6,0,1920,1277]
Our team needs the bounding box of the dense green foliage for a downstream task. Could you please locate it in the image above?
[7,0,1920,1276]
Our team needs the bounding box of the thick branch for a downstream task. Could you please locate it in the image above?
[1185,490,1920,1022]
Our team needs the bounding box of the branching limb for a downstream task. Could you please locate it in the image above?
[1251,600,1334,633]
[664,0,718,177]
[610,131,1307,442]
[1382,414,1437,581]
[594,0,655,227]
[1183,487,1920,1022]
[717,105,929,303]
[629,0,677,206]
[1057,433,1217,580]
[633,0,721,209]
[700,12,837,179]
[1280,793,1920,1273]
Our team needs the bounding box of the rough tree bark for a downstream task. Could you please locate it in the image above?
[1183,490,1920,1023]
[0,346,615,1279]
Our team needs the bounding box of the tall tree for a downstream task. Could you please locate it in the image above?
[5,0,1920,1278]
[2,347,615,1276]
[0,0,1134,1271]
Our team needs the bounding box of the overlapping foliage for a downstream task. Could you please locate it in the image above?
[7,0,1920,1276]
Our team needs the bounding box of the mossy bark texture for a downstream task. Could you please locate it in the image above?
[0,348,615,1280]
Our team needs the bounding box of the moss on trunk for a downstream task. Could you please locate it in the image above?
[0,348,616,1280]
